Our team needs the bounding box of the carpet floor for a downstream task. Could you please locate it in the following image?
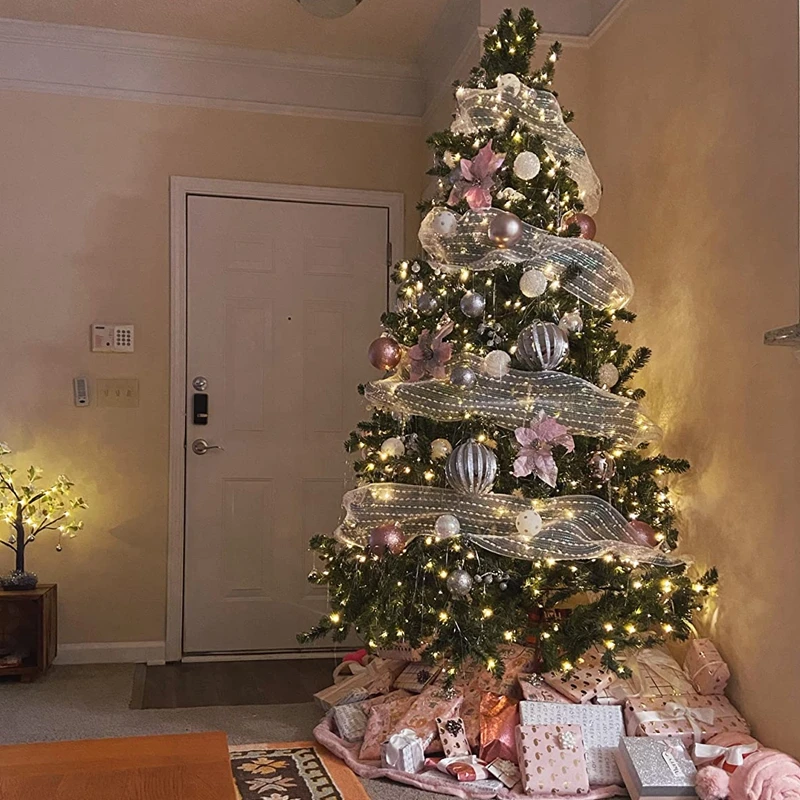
[0,664,453,800]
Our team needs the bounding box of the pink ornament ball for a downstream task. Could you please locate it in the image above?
[563,212,597,240]
[696,766,731,800]
[627,519,659,547]
[368,335,402,371]
[367,522,406,556]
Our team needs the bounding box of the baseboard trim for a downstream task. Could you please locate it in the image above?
[56,640,166,665]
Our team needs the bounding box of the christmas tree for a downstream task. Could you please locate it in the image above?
[300,7,717,678]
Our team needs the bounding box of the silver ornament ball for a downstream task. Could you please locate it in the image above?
[483,350,511,379]
[496,73,522,96]
[450,365,477,388]
[460,291,486,318]
[430,209,458,238]
[380,437,405,458]
[417,292,438,314]
[517,320,569,370]
[445,440,497,495]
[487,211,523,249]
[598,362,620,388]
[519,269,548,298]
[435,514,461,539]
[589,451,616,482]
[559,309,584,334]
[513,151,542,181]
[446,568,474,597]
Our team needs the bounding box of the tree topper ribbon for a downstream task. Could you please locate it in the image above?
[694,742,758,769]
[635,703,716,743]
[384,729,422,765]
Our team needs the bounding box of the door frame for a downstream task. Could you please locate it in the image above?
[167,176,404,662]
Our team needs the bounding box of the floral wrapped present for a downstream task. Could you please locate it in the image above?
[518,673,573,704]
[544,646,617,704]
[624,693,750,750]
[515,723,590,795]
[359,692,417,761]
[520,700,625,786]
[436,716,471,757]
[394,689,463,753]
[479,693,520,764]
[683,639,730,696]
[395,663,441,693]
[381,728,425,773]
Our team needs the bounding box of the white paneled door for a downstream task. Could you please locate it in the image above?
[183,194,390,654]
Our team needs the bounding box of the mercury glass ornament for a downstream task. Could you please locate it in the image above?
[627,520,659,548]
[380,437,405,458]
[563,212,597,240]
[460,291,486,318]
[513,151,542,180]
[487,211,523,248]
[519,269,548,298]
[417,292,438,314]
[450,365,477,388]
[517,320,569,371]
[368,335,402,371]
[588,451,616,482]
[483,350,511,379]
[445,440,497,495]
[559,309,584,334]
[435,514,461,538]
[515,509,543,537]
[598,362,620,388]
[430,438,453,460]
[496,73,522,96]
[367,522,406,556]
[430,209,458,237]
[446,568,474,597]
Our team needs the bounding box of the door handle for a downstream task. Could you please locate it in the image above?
[191,438,224,455]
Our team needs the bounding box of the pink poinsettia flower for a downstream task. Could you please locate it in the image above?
[513,412,575,488]
[408,318,455,381]
[448,140,506,210]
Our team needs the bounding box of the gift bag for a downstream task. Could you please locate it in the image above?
[684,639,730,696]
[516,724,590,795]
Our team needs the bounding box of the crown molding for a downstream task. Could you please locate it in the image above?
[0,17,424,124]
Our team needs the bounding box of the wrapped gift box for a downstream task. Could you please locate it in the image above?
[394,662,441,693]
[381,728,425,774]
[314,657,400,710]
[544,646,617,704]
[624,694,750,750]
[615,737,697,800]
[436,716,471,757]
[515,723,590,795]
[359,693,417,761]
[518,673,573,704]
[520,700,625,786]
[331,702,368,742]
[683,640,730,696]
[487,757,521,789]
[615,649,696,701]
[394,689,463,753]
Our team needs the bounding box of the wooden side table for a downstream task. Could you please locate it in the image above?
[0,584,57,681]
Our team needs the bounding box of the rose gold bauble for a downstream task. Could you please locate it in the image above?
[487,211,523,248]
[367,522,406,556]
[627,520,659,547]
[368,335,402,371]
[563,212,597,240]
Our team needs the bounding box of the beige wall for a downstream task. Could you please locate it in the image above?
[585,0,800,755]
[0,91,423,645]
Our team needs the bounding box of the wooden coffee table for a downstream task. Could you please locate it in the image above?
[0,731,236,800]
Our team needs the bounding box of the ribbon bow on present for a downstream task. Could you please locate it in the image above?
[636,702,716,743]
[694,742,758,772]
[558,731,577,751]
[384,729,421,767]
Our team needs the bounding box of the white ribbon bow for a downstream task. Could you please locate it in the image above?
[636,702,716,743]
[694,742,758,768]
[384,729,420,765]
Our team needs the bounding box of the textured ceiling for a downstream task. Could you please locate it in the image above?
[0,0,450,61]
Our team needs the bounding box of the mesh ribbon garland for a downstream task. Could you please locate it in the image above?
[364,354,661,448]
[451,83,602,214]
[335,483,684,567]
[419,208,633,311]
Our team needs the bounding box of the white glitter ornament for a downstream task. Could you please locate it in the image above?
[430,209,458,238]
[483,350,511,378]
[519,269,548,298]
[431,438,453,460]
[513,151,541,181]
[598,362,620,389]
[559,309,584,334]
[435,513,461,538]
[380,437,405,458]
[496,73,522,96]
[515,509,543,537]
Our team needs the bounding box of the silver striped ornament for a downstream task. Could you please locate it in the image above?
[445,440,497,495]
[517,320,569,370]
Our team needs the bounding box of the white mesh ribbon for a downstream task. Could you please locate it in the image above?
[364,354,660,448]
[419,208,633,311]
[335,483,683,566]
[451,84,601,214]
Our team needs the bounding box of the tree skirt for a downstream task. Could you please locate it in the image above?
[314,717,624,800]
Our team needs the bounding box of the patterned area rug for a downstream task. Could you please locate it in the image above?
[229,741,370,800]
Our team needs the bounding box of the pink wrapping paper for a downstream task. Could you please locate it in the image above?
[516,724,590,795]
[360,693,417,760]
[684,639,730,696]
[437,716,472,757]
[544,647,616,704]
[395,689,463,753]
[624,693,750,750]
[518,673,573,704]
[479,693,520,764]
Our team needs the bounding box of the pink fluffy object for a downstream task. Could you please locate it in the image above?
[729,750,800,800]
[697,766,731,800]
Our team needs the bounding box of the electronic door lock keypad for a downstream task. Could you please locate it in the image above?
[193,393,209,425]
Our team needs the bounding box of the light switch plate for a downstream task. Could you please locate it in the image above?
[96,378,139,408]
